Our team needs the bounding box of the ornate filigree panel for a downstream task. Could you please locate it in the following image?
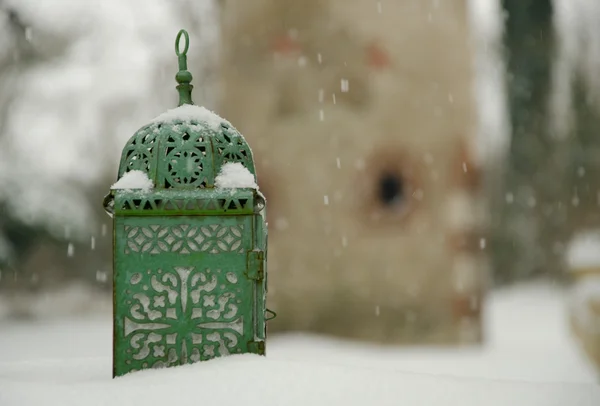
[117,119,258,190]
[123,224,245,254]
[119,124,158,175]
[213,123,255,172]
[159,124,213,188]
[115,265,250,375]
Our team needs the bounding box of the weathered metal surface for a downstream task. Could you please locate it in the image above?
[105,29,268,377]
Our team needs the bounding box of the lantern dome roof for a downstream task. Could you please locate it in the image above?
[116,104,256,189]
[115,29,256,190]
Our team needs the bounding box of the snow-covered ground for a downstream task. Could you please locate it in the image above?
[0,283,598,406]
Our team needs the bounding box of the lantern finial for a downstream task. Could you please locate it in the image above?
[175,29,194,106]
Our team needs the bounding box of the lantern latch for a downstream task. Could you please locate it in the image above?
[265,308,277,321]
[246,250,265,281]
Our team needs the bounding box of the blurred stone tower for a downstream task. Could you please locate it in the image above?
[217,0,488,344]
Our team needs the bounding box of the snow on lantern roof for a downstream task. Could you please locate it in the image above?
[110,170,153,192]
[151,104,232,132]
[215,162,258,190]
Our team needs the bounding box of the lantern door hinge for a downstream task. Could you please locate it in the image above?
[248,340,265,355]
[246,250,264,281]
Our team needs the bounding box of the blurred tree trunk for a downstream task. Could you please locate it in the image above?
[493,0,570,283]
[565,78,600,234]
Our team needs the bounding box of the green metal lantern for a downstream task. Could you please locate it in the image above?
[103,30,269,378]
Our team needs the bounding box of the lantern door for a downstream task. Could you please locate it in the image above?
[112,214,264,377]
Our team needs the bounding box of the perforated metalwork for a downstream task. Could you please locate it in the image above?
[123,224,244,254]
[113,215,265,377]
[120,124,158,175]
[117,121,255,191]
[116,264,248,373]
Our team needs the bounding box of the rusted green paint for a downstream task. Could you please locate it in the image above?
[104,29,268,378]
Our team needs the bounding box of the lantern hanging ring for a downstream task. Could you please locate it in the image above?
[175,29,190,56]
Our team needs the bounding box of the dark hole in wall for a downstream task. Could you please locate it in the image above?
[378,172,404,207]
